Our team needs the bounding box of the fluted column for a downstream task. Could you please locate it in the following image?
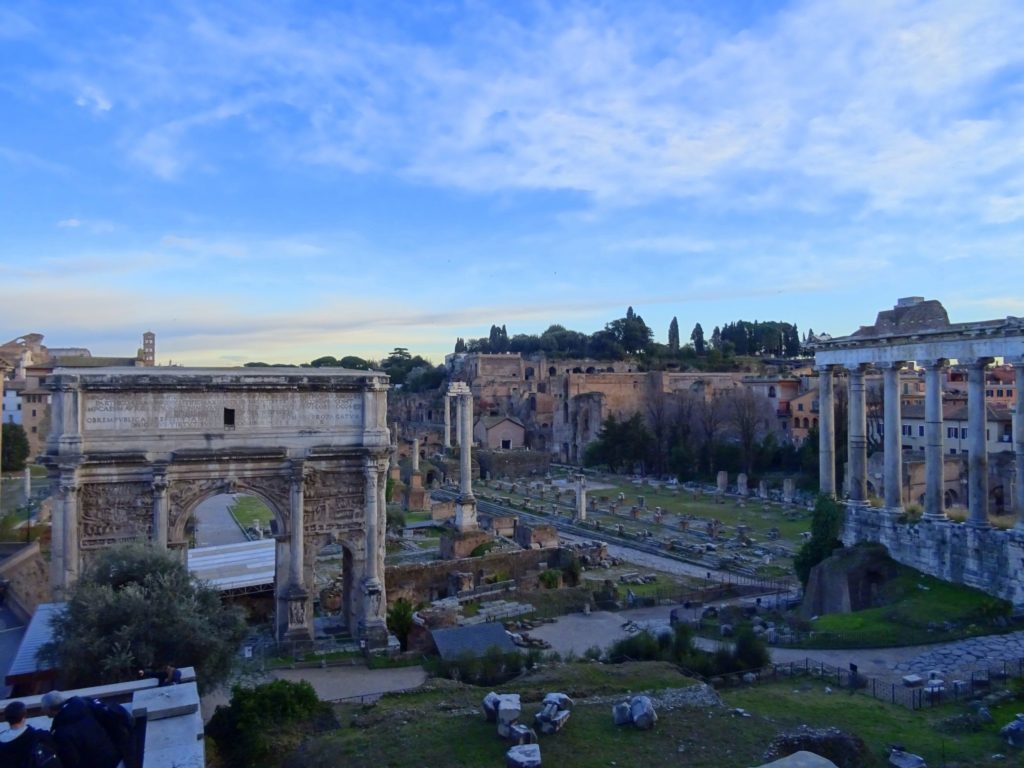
[288,461,306,588]
[847,364,868,503]
[152,473,169,549]
[967,358,993,528]
[923,360,946,520]
[412,437,420,472]
[460,392,474,502]
[1015,360,1024,531]
[817,366,836,496]
[456,396,463,447]
[882,362,905,511]
[61,478,81,587]
[444,395,451,449]
[363,459,381,589]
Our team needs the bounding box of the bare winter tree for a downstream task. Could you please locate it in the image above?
[693,387,728,475]
[722,387,776,475]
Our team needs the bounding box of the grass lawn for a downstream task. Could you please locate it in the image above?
[405,511,433,524]
[280,661,1021,768]
[802,565,1012,648]
[725,680,1021,767]
[229,496,275,529]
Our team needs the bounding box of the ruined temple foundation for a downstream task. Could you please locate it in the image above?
[816,298,1024,608]
[843,505,1024,606]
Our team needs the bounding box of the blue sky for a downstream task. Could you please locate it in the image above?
[2,0,1024,366]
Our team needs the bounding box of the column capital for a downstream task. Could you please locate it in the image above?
[918,358,949,370]
[814,364,835,375]
[964,356,995,369]
[152,474,168,492]
[844,362,868,374]
[290,459,307,485]
[60,481,80,497]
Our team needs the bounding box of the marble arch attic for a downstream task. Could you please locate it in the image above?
[42,367,391,646]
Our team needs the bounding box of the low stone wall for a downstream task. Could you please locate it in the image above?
[386,544,602,606]
[0,541,52,620]
[843,505,1024,607]
[476,449,550,479]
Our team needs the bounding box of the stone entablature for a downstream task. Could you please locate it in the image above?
[41,367,391,645]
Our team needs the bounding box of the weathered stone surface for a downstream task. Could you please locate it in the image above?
[506,743,541,768]
[801,544,900,619]
[482,691,501,722]
[611,701,631,725]
[1000,713,1024,747]
[754,752,840,768]
[887,747,926,768]
[498,694,522,724]
[764,726,870,768]
[629,695,658,730]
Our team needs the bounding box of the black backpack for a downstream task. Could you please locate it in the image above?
[28,727,61,768]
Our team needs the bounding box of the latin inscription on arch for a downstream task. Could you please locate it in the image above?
[83,392,362,432]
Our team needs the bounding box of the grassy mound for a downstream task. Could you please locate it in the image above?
[804,563,1012,648]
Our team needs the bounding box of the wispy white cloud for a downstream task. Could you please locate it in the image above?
[15,0,1023,220]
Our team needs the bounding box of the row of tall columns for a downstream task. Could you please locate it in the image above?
[819,358,1023,530]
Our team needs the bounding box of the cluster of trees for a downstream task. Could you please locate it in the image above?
[246,347,445,391]
[584,388,815,480]
[453,308,808,364]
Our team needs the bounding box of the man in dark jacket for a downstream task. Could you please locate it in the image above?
[41,691,122,768]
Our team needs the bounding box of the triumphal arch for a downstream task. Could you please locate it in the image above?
[42,367,391,645]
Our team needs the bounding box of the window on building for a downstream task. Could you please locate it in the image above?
[31,426,36,433]
[986,389,994,397]
[223,408,236,428]
[947,427,957,439]
[961,428,968,439]
[950,448,957,455]
[797,403,804,412]
[902,425,911,436]
[918,426,924,437]
[31,409,36,417]
[501,439,511,449]
[997,389,1004,397]
[768,386,776,397]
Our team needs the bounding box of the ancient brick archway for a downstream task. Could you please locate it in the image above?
[43,367,391,646]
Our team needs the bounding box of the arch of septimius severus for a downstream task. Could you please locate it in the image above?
[815,297,1024,606]
[41,367,391,645]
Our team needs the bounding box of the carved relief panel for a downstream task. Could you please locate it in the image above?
[303,469,364,537]
[79,482,154,549]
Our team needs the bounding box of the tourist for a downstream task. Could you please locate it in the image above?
[41,691,125,768]
[1,700,60,767]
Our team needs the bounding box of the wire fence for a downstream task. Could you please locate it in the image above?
[712,656,1024,711]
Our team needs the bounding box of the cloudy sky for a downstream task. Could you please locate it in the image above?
[2,0,1023,366]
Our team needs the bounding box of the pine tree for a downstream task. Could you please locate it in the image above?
[691,323,705,355]
[668,317,680,353]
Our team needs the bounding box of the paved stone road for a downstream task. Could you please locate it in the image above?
[193,494,248,547]
[201,665,427,721]
[530,606,1024,682]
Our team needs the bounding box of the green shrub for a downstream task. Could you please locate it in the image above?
[207,680,329,768]
[538,569,561,589]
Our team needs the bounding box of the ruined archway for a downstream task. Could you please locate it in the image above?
[43,367,391,647]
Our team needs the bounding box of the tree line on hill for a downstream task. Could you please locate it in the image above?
[245,347,445,391]
[454,307,809,364]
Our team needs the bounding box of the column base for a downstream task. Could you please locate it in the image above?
[454,498,478,532]
[359,617,389,650]
[922,512,949,524]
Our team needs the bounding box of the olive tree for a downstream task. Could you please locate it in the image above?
[44,544,247,691]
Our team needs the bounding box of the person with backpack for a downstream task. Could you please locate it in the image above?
[0,700,61,768]
[40,691,128,768]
